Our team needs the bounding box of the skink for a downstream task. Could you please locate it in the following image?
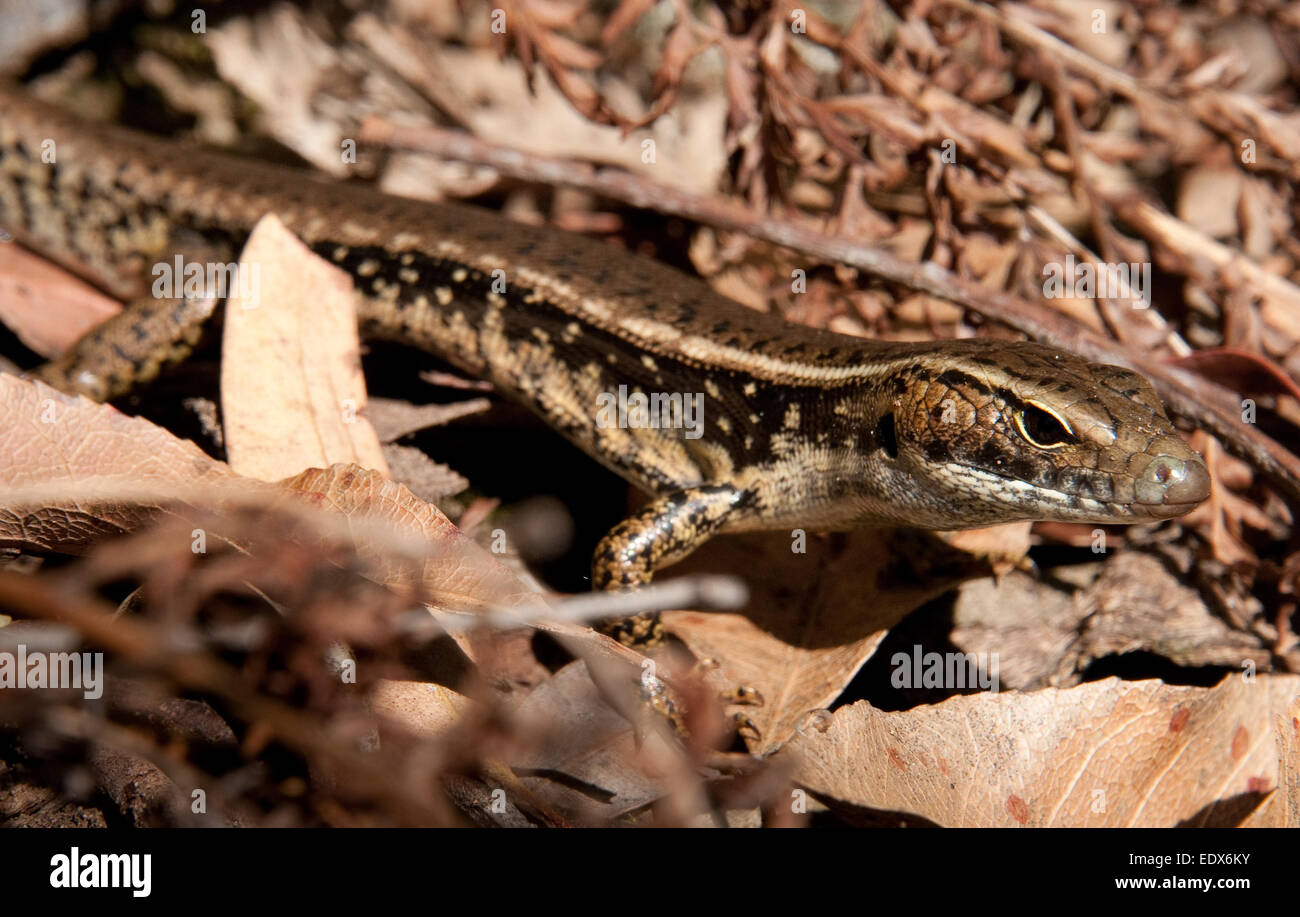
[0,86,1211,638]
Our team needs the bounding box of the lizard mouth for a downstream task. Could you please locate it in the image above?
[942,458,1210,524]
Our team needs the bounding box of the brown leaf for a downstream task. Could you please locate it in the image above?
[0,374,539,622]
[370,679,471,744]
[950,570,1083,691]
[1063,551,1269,676]
[938,520,1032,569]
[0,243,121,358]
[280,465,539,612]
[0,375,240,553]
[1168,346,1300,403]
[916,86,1038,168]
[1262,695,1300,827]
[380,444,469,503]
[784,674,1300,827]
[509,660,675,823]
[221,215,387,481]
[665,529,991,753]
[365,396,491,443]
[1181,433,1282,567]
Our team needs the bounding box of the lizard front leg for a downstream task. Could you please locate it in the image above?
[593,483,749,645]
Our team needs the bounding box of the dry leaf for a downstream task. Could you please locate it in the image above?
[783,674,1300,827]
[665,528,992,752]
[0,375,540,621]
[208,7,351,176]
[370,679,471,743]
[0,243,121,358]
[381,443,469,503]
[510,660,675,823]
[0,375,240,552]
[1178,165,1242,239]
[221,214,387,481]
[1064,551,1270,676]
[950,569,1085,690]
[365,396,491,443]
[279,465,537,612]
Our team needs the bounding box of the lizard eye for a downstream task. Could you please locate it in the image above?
[1014,402,1074,449]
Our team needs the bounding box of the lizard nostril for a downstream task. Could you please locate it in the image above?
[1134,453,1210,506]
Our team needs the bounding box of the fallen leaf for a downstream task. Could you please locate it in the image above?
[510,660,676,823]
[221,214,386,481]
[0,375,241,552]
[381,443,469,503]
[1063,551,1269,676]
[366,396,491,443]
[783,674,1300,827]
[665,528,991,752]
[0,243,121,358]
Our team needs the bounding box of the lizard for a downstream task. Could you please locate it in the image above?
[0,84,1211,643]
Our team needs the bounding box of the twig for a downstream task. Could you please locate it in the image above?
[1110,197,1300,319]
[408,573,750,638]
[0,570,462,827]
[36,705,242,826]
[1024,204,1190,356]
[934,0,1216,153]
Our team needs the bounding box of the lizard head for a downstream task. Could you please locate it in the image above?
[866,341,1210,528]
